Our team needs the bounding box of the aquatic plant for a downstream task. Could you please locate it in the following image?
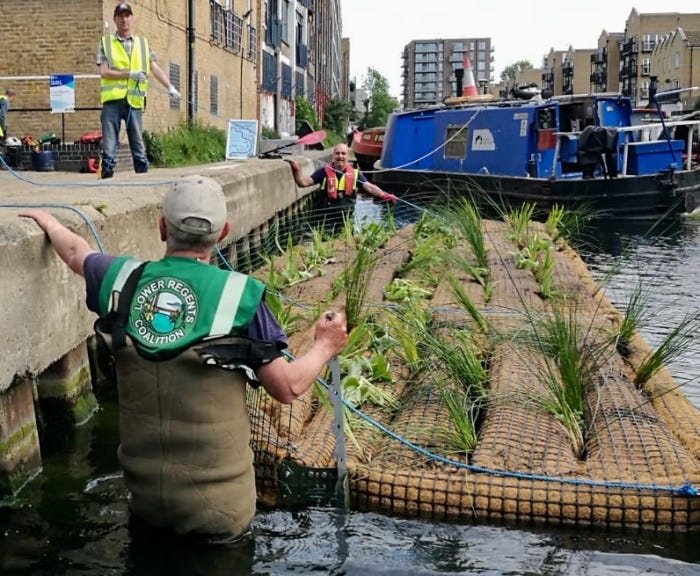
[383,278,433,305]
[331,220,388,330]
[264,291,304,334]
[505,203,536,248]
[544,204,566,242]
[446,197,489,270]
[612,278,653,356]
[521,303,603,457]
[634,310,700,386]
[446,274,488,333]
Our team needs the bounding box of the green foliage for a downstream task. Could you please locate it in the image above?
[143,130,164,166]
[323,96,353,136]
[144,122,226,167]
[383,278,432,304]
[361,67,399,129]
[614,279,652,356]
[500,60,534,83]
[295,96,320,133]
[528,304,600,457]
[261,125,279,139]
[635,311,700,386]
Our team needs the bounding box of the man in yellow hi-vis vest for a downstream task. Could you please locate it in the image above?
[97,3,181,179]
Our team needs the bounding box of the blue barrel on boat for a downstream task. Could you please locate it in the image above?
[31,150,56,171]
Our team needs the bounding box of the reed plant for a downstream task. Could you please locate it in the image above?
[386,303,432,375]
[440,197,488,270]
[423,327,487,458]
[264,291,305,334]
[336,221,389,331]
[544,204,566,242]
[446,274,488,333]
[522,303,602,457]
[438,381,482,457]
[505,203,536,248]
[634,310,700,386]
[613,278,653,356]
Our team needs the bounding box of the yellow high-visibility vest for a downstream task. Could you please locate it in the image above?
[100,34,150,109]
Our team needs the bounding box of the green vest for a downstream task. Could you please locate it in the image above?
[100,34,150,108]
[98,256,266,360]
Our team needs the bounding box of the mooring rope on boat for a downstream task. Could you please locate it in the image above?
[363,108,484,176]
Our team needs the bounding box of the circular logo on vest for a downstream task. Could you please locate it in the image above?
[131,276,198,345]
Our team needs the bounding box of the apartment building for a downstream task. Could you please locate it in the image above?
[401,38,494,109]
[540,9,700,108]
[542,49,567,96]
[649,28,700,110]
[590,30,624,94]
[620,9,700,106]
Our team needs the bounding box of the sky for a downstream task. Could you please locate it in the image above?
[341,0,700,99]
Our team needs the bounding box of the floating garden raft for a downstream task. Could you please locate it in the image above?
[243,202,700,532]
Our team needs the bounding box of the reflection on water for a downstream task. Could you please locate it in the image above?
[2,211,700,575]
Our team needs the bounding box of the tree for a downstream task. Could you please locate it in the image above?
[361,67,399,129]
[500,60,534,84]
[323,97,353,136]
[295,96,320,134]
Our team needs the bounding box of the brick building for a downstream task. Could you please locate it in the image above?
[0,0,264,143]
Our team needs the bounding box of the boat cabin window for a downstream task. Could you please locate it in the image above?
[444,124,468,158]
[537,108,555,130]
[559,101,596,133]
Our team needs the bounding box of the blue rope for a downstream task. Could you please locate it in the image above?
[1,201,106,253]
[291,349,696,497]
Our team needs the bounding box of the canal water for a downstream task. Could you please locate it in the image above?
[1,205,700,575]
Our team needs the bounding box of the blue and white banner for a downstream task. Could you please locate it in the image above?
[50,74,75,113]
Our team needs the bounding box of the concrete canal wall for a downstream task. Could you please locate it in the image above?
[0,154,324,494]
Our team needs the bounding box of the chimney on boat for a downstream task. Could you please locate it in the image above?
[454,67,464,97]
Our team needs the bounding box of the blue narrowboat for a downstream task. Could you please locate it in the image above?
[375,91,700,219]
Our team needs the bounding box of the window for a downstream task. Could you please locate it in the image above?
[642,58,649,75]
[210,1,225,44]
[210,75,218,114]
[444,125,467,158]
[674,52,680,68]
[642,34,656,51]
[225,12,243,52]
[169,63,181,110]
[248,24,257,59]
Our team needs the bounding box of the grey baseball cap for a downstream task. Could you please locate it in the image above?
[162,175,227,236]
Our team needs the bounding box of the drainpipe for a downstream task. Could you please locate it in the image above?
[187,0,195,123]
[241,7,253,118]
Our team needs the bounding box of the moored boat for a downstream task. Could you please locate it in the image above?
[351,126,385,179]
[375,90,700,219]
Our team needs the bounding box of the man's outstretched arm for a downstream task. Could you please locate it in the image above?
[19,209,97,277]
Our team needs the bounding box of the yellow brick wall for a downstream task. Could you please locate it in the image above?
[0,0,260,142]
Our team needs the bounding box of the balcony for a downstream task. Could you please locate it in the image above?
[621,39,637,55]
[620,63,637,78]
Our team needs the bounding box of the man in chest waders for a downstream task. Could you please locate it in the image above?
[19,174,348,546]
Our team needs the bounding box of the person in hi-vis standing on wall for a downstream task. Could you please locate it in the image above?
[97,3,181,179]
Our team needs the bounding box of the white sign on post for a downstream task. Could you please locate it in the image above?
[50,74,75,113]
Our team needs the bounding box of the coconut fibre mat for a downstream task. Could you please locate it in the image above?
[243,212,700,531]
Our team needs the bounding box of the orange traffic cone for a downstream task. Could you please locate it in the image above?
[461,56,478,98]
